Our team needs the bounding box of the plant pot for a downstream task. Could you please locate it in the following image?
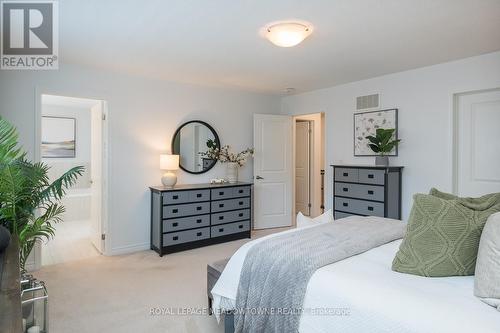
[226,162,239,183]
[375,156,389,166]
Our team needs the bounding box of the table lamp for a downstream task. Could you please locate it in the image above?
[160,154,179,187]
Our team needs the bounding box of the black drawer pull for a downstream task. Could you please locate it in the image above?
[368,174,374,179]
[238,189,244,193]
[238,213,244,217]
[343,187,348,192]
[197,232,202,237]
[196,219,202,223]
[172,222,178,227]
[173,195,178,200]
[219,191,224,195]
[196,193,202,198]
[172,209,178,213]
[196,206,202,211]
[173,236,178,241]
[239,201,244,205]
[343,172,348,177]
[218,216,224,220]
[219,228,224,232]
[368,190,374,195]
[219,203,224,208]
[238,225,244,229]
[343,203,348,207]
[368,206,374,211]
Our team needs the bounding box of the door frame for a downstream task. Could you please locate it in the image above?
[32,89,110,269]
[452,87,500,194]
[292,113,325,220]
[294,119,312,216]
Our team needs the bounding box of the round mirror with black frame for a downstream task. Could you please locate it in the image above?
[171,120,220,174]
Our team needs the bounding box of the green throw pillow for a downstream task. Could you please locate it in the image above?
[392,190,500,277]
[430,188,500,205]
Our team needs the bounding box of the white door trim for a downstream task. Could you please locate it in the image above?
[292,112,325,218]
[33,89,110,266]
[452,87,500,194]
[294,119,312,216]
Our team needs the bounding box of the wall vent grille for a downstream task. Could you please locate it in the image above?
[356,94,379,110]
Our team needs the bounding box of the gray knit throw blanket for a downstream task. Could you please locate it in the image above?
[234,216,406,333]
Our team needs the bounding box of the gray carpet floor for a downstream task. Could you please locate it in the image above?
[35,228,287,333]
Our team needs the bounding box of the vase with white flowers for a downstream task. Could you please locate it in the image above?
[219,146,254,183]
[199,142,254,183]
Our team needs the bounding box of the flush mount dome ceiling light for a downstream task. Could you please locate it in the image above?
[263,21,313,47]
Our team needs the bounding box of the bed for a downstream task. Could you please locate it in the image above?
[211,218,500,333]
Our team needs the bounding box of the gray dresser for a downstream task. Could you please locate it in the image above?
[150,182,252,256]
[331,165,403,220]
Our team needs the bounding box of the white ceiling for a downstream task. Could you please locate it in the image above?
[60,0,500,94]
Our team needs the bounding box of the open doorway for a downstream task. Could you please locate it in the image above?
[293,113,325,218]
[38,94,107,266]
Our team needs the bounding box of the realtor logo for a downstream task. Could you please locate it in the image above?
[1,0,58,69]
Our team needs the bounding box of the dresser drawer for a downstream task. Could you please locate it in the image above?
[163,214,210,232]
[211,209,250,226]
[334,211,360,219]
[163,191,189,205]
[188,189,210,202]
[211,197,250,213]
[335,197,384,217]
[211,220,250,238]
[163,189,210,205]
[163,227,210,246]
[334,168,358,183]
[334,182,385,202]
[211,188,234,200]
[232,186,251,198]
[359,169,385,185]
[163,202,210,218]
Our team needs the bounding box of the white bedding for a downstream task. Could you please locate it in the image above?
[211,223,500,333]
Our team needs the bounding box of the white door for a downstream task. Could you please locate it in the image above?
[253,114,293,229]
[90,102,104,253]
[295,121,310,216]
[456,89,500,196]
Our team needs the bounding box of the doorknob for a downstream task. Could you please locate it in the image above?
[256,175,264,180]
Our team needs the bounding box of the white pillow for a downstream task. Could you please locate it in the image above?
[474,212,500,311]
[296,209,334,228]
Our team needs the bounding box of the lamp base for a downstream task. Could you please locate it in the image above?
[161,171,177,187]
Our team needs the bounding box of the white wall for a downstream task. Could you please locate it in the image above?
[282,51,500,220]
[0,63,281,255]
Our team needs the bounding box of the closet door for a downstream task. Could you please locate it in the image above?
[456,89,500,196]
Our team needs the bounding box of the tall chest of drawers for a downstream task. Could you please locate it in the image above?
[150,182,252,256]
[331,165,403,220]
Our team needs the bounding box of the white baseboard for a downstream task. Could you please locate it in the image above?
[108,242,150,256]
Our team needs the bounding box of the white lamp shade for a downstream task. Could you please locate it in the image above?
[160,154,179,170]
[265,22,312,47]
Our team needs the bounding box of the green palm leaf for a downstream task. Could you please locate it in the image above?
[0,116,84,271]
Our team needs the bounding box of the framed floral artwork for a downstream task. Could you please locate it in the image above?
[354,108,398,156]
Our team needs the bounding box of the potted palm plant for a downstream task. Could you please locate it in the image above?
[365,128,401,166]
[0,117,83,271]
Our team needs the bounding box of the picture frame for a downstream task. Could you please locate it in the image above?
[41,116,76,158]
[354,108,398,156]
